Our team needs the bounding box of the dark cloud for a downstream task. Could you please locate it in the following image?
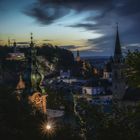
[67,23,112,34]
[39,0,113,10]
[87,36,112,47]
[115,0,140,16]
[86,35,115,56]
[24,0,140,55]
[24,0,140,34]
[66,0,140,54]
[68,23,97,30]
[24,0,113,25]
[24,3,71,25]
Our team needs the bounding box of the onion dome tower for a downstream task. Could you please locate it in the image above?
[24,33,42,94]
[23,33,47,113]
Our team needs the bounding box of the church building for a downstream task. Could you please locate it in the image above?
[111,24,126,100]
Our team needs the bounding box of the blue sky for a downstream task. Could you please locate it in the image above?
[0,0,140,56]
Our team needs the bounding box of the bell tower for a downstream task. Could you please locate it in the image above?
[112,24,126,100]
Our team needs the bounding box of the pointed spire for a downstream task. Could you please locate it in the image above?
[114,23,122,63]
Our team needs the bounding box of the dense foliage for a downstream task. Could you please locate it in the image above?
[1,47,140,140]
[77,98,140,140]
[0,44,74,69]
[0,86,45,140]
[125,50,140,87]
[0,85,83,140]
[38,44,74,69]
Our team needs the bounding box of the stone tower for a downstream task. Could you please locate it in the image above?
[112,24,126,100]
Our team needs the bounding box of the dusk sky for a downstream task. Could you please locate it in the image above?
[0,0,140,56]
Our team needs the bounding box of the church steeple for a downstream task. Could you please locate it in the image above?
[23,33,43,94]
[114,23,123,63]
[112,24,126,100]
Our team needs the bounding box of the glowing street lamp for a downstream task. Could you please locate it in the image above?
[46,123,52,131]
[40,121,55,135]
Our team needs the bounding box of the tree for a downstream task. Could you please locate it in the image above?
[0,86,46,140]
[0,83,83,140]
[76,97,140,140]
[125,50,140,87]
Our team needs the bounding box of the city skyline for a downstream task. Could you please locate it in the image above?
[0,0,140,56]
